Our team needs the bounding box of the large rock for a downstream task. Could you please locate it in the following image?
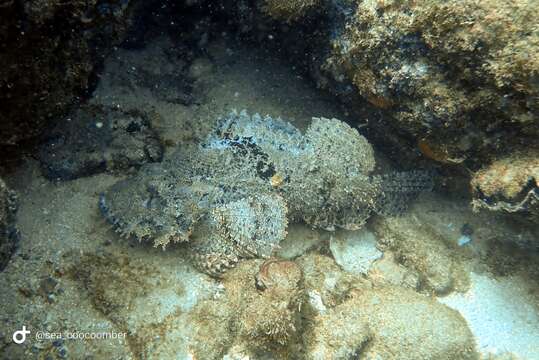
[329,228,382,275]
[189,259,304,359]
[373,214,468,295]
[322,0,538,168]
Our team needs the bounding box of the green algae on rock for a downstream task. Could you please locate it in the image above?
[99,110,432,276]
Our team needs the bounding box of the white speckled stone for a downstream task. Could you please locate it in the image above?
[329,228,382,275]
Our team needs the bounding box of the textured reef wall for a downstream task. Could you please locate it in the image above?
[253,0,539,164]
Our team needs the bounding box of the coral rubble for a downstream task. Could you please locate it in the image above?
[99,111,431,276]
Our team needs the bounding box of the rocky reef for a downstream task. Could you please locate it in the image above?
[38,104,163,180]
[1,22,537,358]
[0,178,18,271]
[188,254,479,359]
[322,0,538,163]
[220,0,539,225]
[99,110,431,276]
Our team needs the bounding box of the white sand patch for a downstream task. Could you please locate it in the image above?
[439,272,539,359]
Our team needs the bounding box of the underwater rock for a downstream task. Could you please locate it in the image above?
[38,104,163,180]
[190,252,477,359]
[298,253,363,316]
[99,110,432,276]
[471,149,538,223]
[367,252,420,290]
[0,178,18,271]
[323,0,539,169]
[240,259,303,347]
[305,305,371,360]
[190,259,304,359]
[373,215,468,295]
[305,286,478,360]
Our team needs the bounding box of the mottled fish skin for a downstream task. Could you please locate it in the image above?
[100,110,432,276]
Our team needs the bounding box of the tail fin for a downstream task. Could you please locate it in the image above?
[372,170,434,216]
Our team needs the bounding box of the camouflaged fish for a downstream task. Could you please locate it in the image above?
[99,110,431,276]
